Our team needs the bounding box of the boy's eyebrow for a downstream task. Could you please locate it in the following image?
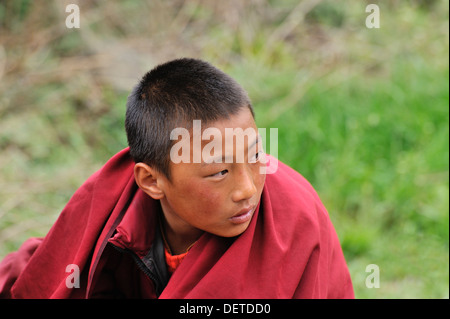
[203,154,234,165]
[201,135,260,165]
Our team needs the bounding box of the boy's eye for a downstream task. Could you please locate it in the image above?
[249,151,262,163]
[210,169,228,177]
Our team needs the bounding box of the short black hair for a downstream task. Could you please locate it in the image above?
[125,58,254,180]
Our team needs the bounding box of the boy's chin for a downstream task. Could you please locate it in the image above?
[213,220,252,238]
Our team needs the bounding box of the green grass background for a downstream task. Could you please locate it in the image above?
[0,0,448,298]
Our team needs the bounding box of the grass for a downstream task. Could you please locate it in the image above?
[230,51,448,298]
[0,0,448,298]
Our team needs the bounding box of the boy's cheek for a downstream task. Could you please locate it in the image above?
[199,187,223,206]
[183,179,223,205]
[255,165,267,189]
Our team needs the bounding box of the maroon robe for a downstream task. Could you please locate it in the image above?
[0,148,354,298]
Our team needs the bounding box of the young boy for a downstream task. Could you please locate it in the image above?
[0,58,354,298]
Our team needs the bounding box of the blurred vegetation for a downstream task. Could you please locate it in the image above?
[0,0,448,298]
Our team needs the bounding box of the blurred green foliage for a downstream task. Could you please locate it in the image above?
[0,0,448,298]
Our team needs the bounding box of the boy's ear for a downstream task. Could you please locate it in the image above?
[134,163,165,200]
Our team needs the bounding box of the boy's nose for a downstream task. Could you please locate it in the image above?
[231,166,257,202]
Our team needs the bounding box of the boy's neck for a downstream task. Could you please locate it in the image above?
[159,202,204,255]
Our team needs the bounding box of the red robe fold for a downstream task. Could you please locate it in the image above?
[0,148,354,299]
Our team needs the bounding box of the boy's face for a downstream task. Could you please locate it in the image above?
[159,107,266,238]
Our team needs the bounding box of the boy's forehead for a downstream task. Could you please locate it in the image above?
[183,107,256,132]
[191,108,258,145]
[169,107,259,166]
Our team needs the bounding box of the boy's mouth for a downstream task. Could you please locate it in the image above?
[228,205,256,224]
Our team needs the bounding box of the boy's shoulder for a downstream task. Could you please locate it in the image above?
[263,156,330,229]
